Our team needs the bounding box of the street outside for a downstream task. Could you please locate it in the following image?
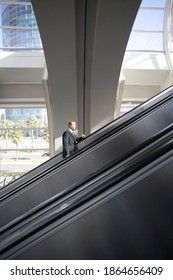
[0,152,49,172]
[0,138,50,173]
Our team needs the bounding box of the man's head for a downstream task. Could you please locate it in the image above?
[68,121,76,131]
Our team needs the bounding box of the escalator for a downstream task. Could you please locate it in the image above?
[1,85,173,203]
[0,86,173,259]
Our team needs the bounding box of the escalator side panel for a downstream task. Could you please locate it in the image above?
[9,155,173,260]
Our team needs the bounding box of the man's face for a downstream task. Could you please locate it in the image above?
[70,122,76,131]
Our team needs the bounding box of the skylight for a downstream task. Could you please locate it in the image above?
[126,0,166,52]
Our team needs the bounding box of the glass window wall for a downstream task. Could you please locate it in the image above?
[120,0,168,117]
[0,107,49,187]
[126,0,166,53]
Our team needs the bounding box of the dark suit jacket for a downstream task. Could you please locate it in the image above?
[62,129,83,158]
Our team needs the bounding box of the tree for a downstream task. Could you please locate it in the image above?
[11,130,24,160]
[26,115,40,152]
[16,119,28,129]
[0,119,14,149]
[15,119,28,137]
[43,128,49,142]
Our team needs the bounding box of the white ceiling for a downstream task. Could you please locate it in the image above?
[0,52,45,84]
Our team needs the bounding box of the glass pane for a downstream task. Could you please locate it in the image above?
[127,31,164,51]
[0,28,42,50]
[133,9,164,31]
[140,0,166,8]
[0,1,31,3]
[0,2,42,50]
[0,107,49,186]
[0,4,37,27]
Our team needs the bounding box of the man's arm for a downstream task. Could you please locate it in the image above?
[76,134,85,143]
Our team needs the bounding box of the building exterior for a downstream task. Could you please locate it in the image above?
[0,0,42,50]
[5,108,47,125]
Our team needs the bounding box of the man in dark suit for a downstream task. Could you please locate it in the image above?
[62,121,85,158]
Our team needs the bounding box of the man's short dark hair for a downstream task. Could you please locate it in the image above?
[68,121,75,127]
